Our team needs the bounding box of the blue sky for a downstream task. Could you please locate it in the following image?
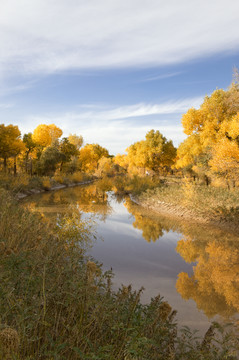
[1,0,239,154]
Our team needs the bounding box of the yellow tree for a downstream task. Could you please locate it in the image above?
[126,130,176,174]
[32,124,63,147]
[113,154,129,173]
[176,83,239,182]
[68,133,83,150]
[0,124,25,174]
[79,144,109,173]
[95,157,113,177]
[209,138,239,187]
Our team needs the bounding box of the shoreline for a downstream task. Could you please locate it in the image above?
[15,179,95,200]
[130,194,239,234]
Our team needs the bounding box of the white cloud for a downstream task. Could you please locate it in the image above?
[0,0,239,77]
[26,97,203,123]
[16,98,200,153]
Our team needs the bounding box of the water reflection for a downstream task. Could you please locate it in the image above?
[124,196,239,323]
[176,234,239,319]
[25,180,113,221]
[23,181,239,329]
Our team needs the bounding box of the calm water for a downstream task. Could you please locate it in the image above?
[23,181,239,333]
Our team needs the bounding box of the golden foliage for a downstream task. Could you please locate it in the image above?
[176,83,239,184]
[126,130,176,174]
[176,236,239,318]
[32,124,63,147]
[79,143,109,173]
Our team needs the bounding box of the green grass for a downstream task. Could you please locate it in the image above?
[0,188,238,359]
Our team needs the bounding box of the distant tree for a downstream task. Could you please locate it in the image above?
[38,142,63,175]
[32,124,63,147]
[126,130,176,174]
[68,134,83,150]
[0,124,25,174]
[23,132,37,174]
[79,144,109,173]
[59,138,79,171]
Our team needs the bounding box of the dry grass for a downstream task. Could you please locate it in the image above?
[139,180,239,222]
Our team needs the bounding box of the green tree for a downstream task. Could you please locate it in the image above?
[59,138,79,172]
[23,132,37,175]
[38,142,63,175]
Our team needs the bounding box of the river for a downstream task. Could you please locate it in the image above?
[22,180,239,334]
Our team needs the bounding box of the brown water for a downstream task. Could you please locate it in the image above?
[23,181,239,333]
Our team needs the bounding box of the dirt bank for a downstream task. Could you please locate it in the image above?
[131,195,239,234]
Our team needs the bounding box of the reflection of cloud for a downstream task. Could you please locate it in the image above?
[100,218,141,238]
[0,0,239,77]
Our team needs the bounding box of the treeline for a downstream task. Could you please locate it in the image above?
[0,123,112,177]
[1,78,239,188]
[0,124,177,179]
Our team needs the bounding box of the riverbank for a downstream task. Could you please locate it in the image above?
[0,172,95,200]
[15,179,95,200]
[131,182,239,233]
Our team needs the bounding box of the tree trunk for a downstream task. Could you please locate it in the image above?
[30,158,33,177]
[3,157,7,172]
[25,152,29,173]
[14,156,17,176]
[205,175,209,186]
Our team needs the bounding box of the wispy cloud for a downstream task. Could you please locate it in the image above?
[16,97,201,153]
[28,97,202,123]
[0,0,239,77]
[141,72,182,82]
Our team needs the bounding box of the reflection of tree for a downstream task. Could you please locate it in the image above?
[176,236,239,319]
[124,198,171,242]
[24,181,113,221]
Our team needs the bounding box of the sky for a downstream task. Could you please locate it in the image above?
[1,0,239,154]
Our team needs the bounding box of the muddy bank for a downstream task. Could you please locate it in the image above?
[131,195,239,234]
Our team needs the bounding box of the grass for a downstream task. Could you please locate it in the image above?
[0,188,239,359]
